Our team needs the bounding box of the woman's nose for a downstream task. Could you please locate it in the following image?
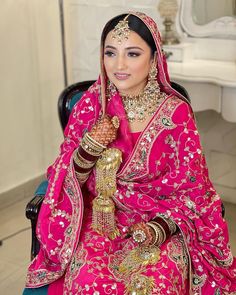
[116,55,126,70]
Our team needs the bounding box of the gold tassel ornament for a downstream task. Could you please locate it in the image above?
[92,148,122,239]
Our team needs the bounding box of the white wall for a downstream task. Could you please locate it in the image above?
[0,0,64,194]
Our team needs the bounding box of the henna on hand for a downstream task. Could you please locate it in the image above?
[129,222,155,246]
[90,115,119,146]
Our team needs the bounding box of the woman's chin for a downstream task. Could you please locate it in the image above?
[112,82,138,95]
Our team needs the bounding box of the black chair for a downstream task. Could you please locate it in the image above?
[25,80,223,260]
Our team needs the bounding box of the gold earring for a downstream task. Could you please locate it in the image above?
[145,55,160,97]
[149,60,158,81]
[106,80,117,100]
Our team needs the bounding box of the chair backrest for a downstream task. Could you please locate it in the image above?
[58,80,96,130]
[58,80,190,131]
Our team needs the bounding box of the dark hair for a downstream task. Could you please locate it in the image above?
[101,14,156,55]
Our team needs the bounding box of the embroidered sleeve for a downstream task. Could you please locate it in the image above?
[46,92,101,179]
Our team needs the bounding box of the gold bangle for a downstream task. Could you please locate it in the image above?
[151,221,166,244]
[147,222,159,245]
[165,218,177,235]
[154,223,164,245]
[81,133,105,157]
[76,148,95,165]
[147,222,164,246]
[83,133,106,152]
[85,133,106,150]
[75,170,91,177]
[75,170,91,180]
[80,142,103,157]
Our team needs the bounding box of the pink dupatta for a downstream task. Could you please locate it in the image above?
[25,12,236,294]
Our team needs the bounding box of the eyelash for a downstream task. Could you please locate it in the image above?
[104,51,141,57]
[128,52,141,57]
[104,51,115,57]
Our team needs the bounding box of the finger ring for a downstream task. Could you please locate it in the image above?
[111,116,120,129]
[132,229,146,243]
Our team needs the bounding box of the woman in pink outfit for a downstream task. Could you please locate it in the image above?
[23,12,236,294]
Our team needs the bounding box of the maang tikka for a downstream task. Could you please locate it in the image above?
[111,14,130,44]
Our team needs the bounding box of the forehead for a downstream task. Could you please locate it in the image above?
[104,30,151,50]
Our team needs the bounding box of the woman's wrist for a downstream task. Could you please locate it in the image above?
[74,150,96,170]
[147,222,164,246]
[146,216,177,246]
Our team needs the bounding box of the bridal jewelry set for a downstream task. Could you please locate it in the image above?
[110,14,167,123]
[120,61,167,122]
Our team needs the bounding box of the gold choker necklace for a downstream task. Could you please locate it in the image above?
[121,86,167,122]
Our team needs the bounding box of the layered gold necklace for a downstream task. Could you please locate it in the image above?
[121,85,167,122]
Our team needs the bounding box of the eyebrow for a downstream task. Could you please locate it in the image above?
[105,45,144,51]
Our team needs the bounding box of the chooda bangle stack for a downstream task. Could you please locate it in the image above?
[73,132,106,185]
[147,222,166,246]
[147,216,177,246]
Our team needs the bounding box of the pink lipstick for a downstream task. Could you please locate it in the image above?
[114,73,130,80]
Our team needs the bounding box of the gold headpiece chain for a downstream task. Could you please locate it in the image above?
[111,14,131,44]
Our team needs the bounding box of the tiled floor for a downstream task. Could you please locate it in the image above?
[0,197,31,295]
[0,197,235,295]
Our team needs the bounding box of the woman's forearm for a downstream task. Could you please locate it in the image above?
[73,133,106,185]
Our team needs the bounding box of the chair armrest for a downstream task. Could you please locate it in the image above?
[25,194,45,220]
[25,180,48,220]
[221,202,225,218]
[25,180,48,259]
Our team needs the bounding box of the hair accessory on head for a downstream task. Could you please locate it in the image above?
[111,14,130,44]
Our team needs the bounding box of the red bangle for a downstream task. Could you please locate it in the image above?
[78,145,99,162]
[152,217,171,239]
[73,159,92,173]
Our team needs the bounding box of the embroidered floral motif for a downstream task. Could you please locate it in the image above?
[118,246,160,276]
[192,274,207,288]
[64,243,88,292]
[216,252,233,268]
[88,82,101,94]
[167,233,189,285]
[214,288,221,295]
[161,116,174,128]
[125,273,155,295]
